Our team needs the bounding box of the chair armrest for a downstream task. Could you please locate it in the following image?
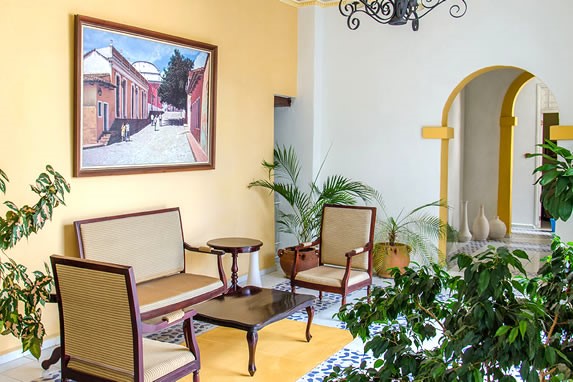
[184,243,225,256]
[294,240,320,253]
[184,242,228,291]
[288,240,320,280]
[345,243,372,258]
[141,309,197,334]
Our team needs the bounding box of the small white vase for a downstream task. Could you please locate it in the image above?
[472,205,489,241]
[488,216,507,240]
[458,201,472,242]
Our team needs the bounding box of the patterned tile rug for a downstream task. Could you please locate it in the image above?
[446,230,553,276]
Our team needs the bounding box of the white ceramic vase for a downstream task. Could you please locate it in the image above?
[472,205,489,241]
[488,216,507,240]
[458,201,472,242]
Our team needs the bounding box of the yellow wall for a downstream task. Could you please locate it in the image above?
[0,0,297,355]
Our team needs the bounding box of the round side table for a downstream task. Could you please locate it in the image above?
[207,237,263,294]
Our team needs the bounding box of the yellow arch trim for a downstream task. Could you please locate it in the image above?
[428,66,508,263]
[550,125,573,140]
[423,65,527,264]
[497,71,534,234]
[440,66,511,126]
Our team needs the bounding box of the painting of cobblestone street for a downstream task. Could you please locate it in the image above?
[74,16,217,176]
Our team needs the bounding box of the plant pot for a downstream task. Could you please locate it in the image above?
[373,242,411,278]
[278,246,319,277]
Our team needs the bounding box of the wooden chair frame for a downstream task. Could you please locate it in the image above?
[74,207,228,321]
[51,255,201,382]
[290,204,376,306]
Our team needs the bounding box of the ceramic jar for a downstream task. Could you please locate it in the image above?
[488,216,507,240]
[471,205,489,241]
[458,200,472,242]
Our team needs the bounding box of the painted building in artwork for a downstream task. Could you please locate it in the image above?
[83,45,149,145]
[132,61,162,114]
[185,54,210,161]
[82,74,115,146]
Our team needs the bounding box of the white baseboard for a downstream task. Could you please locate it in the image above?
[0,335,60,367]
[511,223,537,230]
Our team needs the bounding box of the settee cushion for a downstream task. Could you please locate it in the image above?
[294,265,369,287]
[137,273,224,314]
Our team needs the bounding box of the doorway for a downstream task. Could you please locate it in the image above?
[103,103,109,132]
[538,112,559,229]
[431,67,561,261]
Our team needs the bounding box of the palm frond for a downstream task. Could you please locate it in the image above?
[273,145,301,185]
[319,175,378,204]
[248,180,298,205]
[375,199,447,264]
[248,145,377,243]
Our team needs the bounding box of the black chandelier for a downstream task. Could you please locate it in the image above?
[338,0,467,31]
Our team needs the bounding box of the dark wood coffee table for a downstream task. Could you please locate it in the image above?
[192,288,315,376]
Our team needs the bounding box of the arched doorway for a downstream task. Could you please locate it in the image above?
[423,66,558,264]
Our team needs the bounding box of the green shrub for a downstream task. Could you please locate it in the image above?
[326,239,573,381]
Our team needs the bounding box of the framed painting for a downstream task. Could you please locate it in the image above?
[74,15,217,176]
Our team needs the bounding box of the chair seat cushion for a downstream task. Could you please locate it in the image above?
[143,338,195,381]
[294,265,370,287]
[138,273,224,314]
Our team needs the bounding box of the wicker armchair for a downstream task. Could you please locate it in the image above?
[50,255,201,382]
[290,204,376,306]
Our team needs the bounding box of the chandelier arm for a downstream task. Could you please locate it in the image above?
[339,0,399,29]
[416,0,467,19]
[339,0,468,31]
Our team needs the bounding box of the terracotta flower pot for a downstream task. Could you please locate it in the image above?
[278,246,319,277]
[373,242,411,278]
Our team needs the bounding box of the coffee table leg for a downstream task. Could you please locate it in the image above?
[247,329,258,376]
[305,305,314,342]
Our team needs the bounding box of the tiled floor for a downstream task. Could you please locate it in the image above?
[0,229,552,382]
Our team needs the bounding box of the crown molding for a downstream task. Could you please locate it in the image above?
[279,0,339,8]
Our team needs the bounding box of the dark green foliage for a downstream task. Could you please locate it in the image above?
[248,145,377,243]
[158,49,194,110]
[0,165,70,359]
[326,240,573,381]
[526,140,573,221]
[536,238,573,380]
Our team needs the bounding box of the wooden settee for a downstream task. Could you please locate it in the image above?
[74,207,228,321]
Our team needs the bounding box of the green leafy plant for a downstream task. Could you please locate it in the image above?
[536,237,573,380]
[0,165,70,358]
[526,140,573,221]
[248,145,377,243]
[373,200,447,272]
[327,240,573,381]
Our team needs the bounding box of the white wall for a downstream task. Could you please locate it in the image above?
[513,79,541,228]
[290,0,573,241]
[274,7,324,248]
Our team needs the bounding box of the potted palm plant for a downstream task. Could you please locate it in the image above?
[248,145,377,276]
[0,165,70,358]
[374,199,446,277]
